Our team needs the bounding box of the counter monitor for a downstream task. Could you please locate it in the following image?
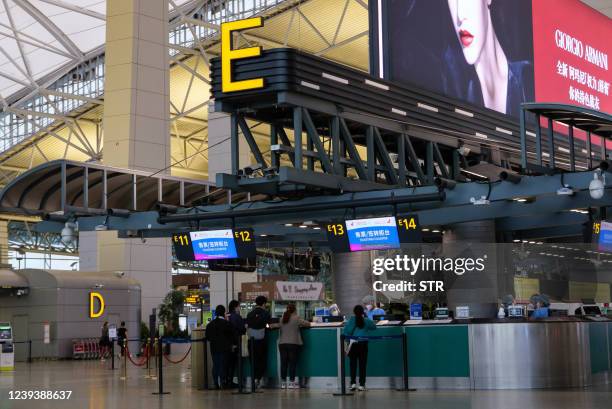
[325,214,421,253]
[172,228,256,261]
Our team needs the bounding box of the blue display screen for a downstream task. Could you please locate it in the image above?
[190,229,238,260]
[345,217,400,251]
[598,221,612,252]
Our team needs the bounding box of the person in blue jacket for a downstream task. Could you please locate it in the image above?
[343,305,376,391]
[531,295,549,319]
[367,302,386,320]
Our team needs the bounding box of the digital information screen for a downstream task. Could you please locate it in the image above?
[0,324,11,340]
[594,220,612,252]
[326,215,421,253]
[346,216,399,251]
[172,228,256,261]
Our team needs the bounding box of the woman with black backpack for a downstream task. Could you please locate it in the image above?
[246,295,270,389]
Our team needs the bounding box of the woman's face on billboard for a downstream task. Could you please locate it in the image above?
[447,0,492,65]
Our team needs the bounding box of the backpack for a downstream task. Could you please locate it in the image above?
[246,308,267,330]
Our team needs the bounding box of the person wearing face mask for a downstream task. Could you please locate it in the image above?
[368,302,386,320]
[444,0,533,116]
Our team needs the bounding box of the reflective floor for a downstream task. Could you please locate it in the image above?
[1,360,611,409]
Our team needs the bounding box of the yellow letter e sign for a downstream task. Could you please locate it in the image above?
[89,292,105,318]
[221,17,264,93]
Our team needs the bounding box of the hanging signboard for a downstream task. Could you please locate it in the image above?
[275,281,324,301]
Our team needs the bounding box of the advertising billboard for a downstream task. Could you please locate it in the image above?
[375,0,610,117]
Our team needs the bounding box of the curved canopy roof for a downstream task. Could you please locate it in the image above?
[522,102,612,138]
[0,268,27,288]
[0,0,194,102]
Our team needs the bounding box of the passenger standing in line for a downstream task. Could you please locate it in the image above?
[227,300,246,388]
[117,321,127,357]
[343,305,377,391]
[246,295,271,389]
[99,321,110,361]
[278,304,310,389]
[206,305,235,389]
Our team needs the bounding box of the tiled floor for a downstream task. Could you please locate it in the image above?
[1,360,611,409]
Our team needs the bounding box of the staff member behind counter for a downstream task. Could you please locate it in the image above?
[530,294,550,319]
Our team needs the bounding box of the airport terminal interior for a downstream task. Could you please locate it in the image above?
[0,0,611,408]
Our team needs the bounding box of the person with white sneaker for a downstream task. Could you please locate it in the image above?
[278,303,310,390]
[343,305,377,392]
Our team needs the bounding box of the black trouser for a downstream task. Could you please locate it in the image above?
[118,338,126,356]
[279,344,300,381]
[250,338,267,381]
[348,341,368,386]
[226,346,238,385]
[212,351,228,387]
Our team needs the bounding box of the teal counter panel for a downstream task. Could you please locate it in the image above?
[267,329,279,378]
[297,328,339,377]
[342,326,404,377]
[609,323,612,371]
[405,325,470,377]
[589,322,609,374]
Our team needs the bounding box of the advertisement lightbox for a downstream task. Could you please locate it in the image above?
[374,0,610,116]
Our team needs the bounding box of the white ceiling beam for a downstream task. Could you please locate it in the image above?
[13,0,82,58]
[36,0,105,20]
[2,0,33,78]
[0,23,75,58]
[38,89,104,105]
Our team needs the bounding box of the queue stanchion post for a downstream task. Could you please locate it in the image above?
[145,338,152,379]
[397,331,416,391]
[120,340,127,380]
[333,334,353,396]
[153,337,170,395]
[152,338,158,380]
[110,339,115,370]
[28,340,32,363]
[232,336,250,395]
[203,337,209,390]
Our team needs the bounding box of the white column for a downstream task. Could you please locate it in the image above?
[79,0,172,320]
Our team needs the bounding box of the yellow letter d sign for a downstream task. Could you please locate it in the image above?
[89,292,105,318]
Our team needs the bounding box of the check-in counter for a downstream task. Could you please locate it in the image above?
[260,318,612,390]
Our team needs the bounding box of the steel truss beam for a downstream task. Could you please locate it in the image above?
[29,169,611,248]
[222,106,459,194]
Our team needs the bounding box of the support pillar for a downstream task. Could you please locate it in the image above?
[443,220,498,318]
[208,271,257,311]
[332,251,373,316]
[79,0,171,320]
[0,220,8,266]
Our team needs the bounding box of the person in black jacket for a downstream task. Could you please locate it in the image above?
[226,300,245,388]
[206,305,234,389]
[117,321,127,357]
[246,296,271,388]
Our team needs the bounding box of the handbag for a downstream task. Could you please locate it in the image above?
[344,325,357,355]
[241,334,249,357]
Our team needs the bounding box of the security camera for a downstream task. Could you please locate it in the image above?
[458,146,471,157]
[590,171,605,199]
[114,271,126,278]
[61,222,78,246]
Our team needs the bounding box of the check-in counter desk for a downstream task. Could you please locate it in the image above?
[262,318,612,390]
